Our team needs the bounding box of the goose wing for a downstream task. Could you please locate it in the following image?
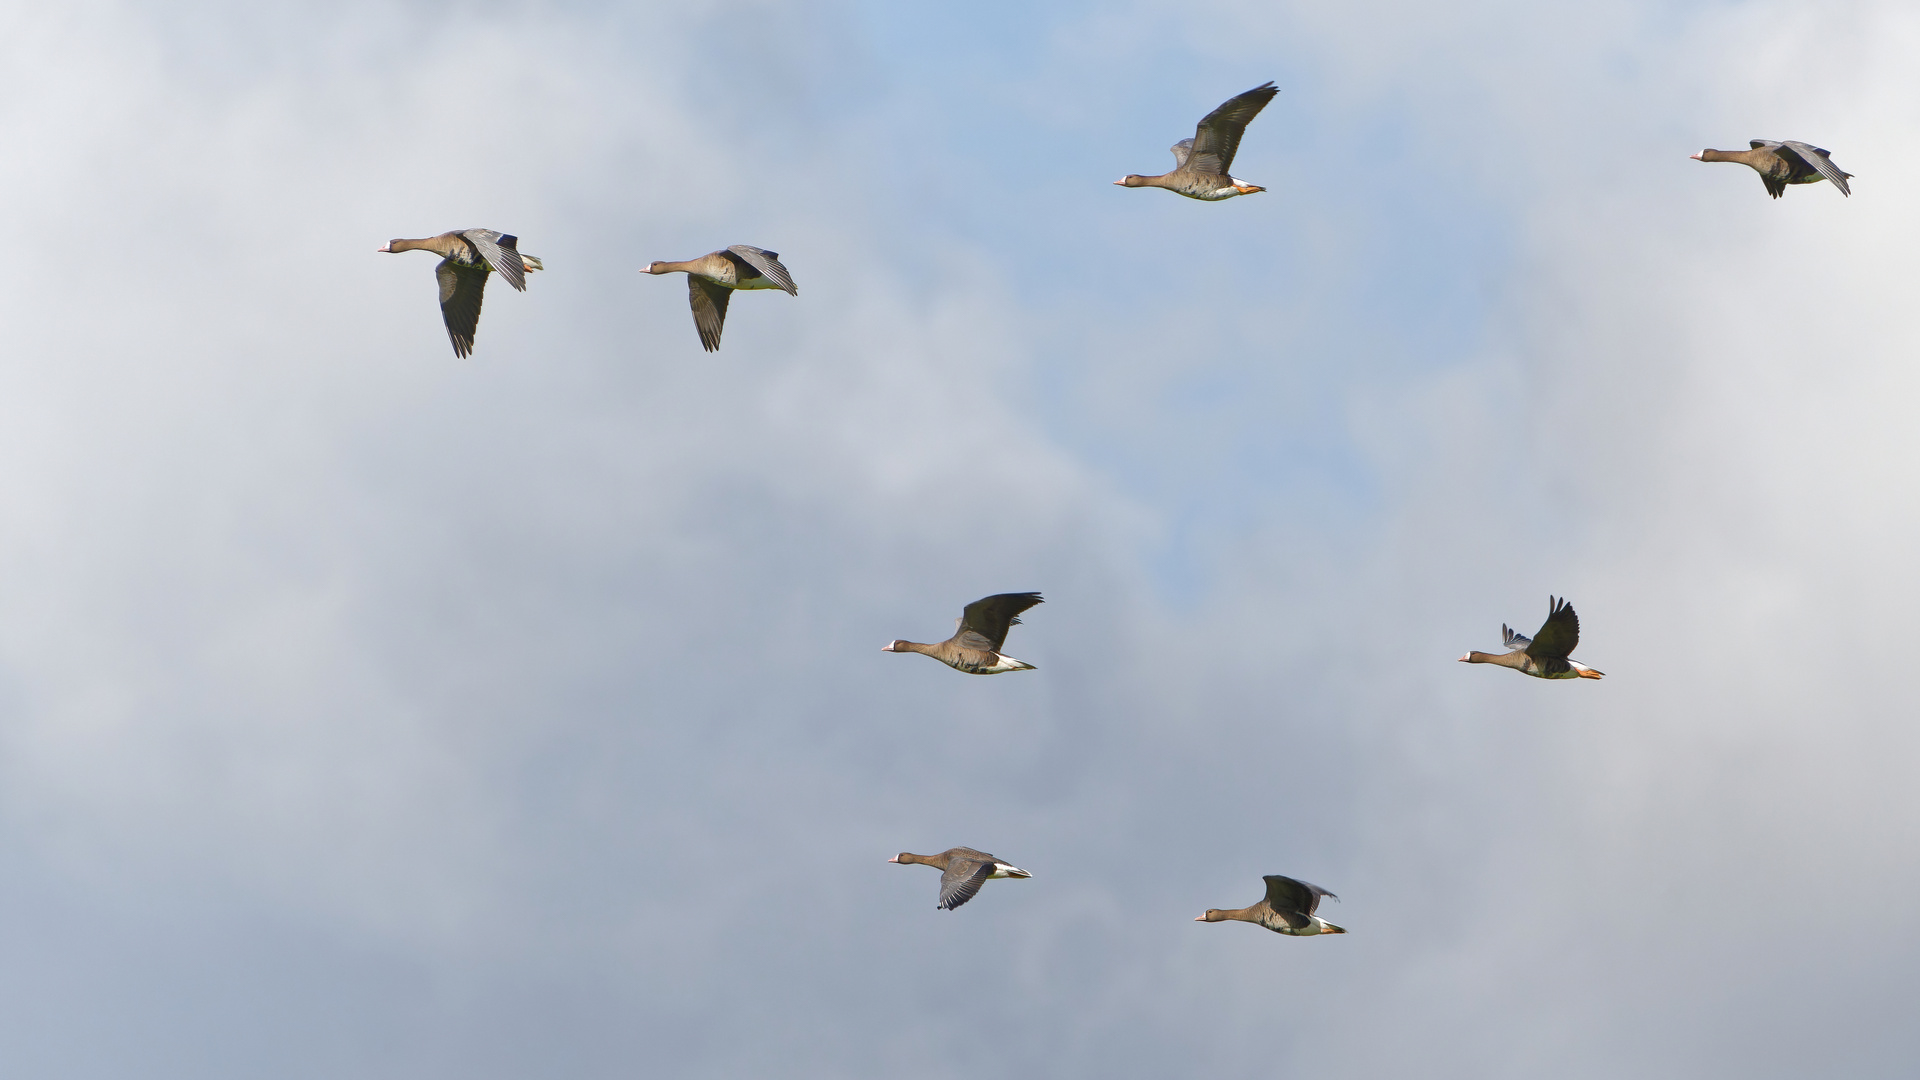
[1262,875,1335,928]
[436,258,489,358]
[688,275,732,352]
[459,229,529,291]
[726,245,798,295]
[1169,137,1195,168]
[1525,596,1581,661]
[938,853,997,911]
[1501,624,1533,651]
[1185,81,1278,176]
[955,592,1043,653]
[1777,140,1852,195]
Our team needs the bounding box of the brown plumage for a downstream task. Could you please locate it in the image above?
[1691,141,1852,198]
[882,592,1042,675]
[377,229,543,357]
[889,847,1032,911]
[1459,596,1604,680]
[1115,82,1278,200]
[640,245,798,352]
[1196,874,1345,936]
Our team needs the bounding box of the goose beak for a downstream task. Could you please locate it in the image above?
[1193,915,1206,921]
[880,642,894,652]
[1689,152,1703,161]
[887,856,900,862]
[1113,179,1126,186]
[1457,654,1471,662]
[376,243,391,252]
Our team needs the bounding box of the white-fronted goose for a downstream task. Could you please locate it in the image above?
[1460,595,1604,679]
[1691,141,1852,198]
[882,592,1042,674]
[640,245,797,352]
[890,847,1032,911]
[1196,874,1345,936]
[378,229,543,357]
[1115,81,1278,200]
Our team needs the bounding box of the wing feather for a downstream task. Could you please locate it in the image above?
[1186,81,1278,176]
[688,276,731,352]
[460,229,528,291]
[1525,596,1581,660]
[939,857,996,911]
[726,245,798,295]
[1779,141,1852,195]
[436,259,488,358]
[1262,874,1335,928]
[958,592,1043,652]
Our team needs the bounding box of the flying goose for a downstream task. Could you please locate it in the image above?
[1115,81,1279,200]
[1690,141,1852,198]
[378,229,543,357]
[882,592,1042,674]
[1459,596,1604,679]
[640,245,798,351]
[1196,874,1345,936]
[890,847,1032,911]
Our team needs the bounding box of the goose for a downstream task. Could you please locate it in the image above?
[1196,874,1345,936]
[882,592,1042,674]
[377,229,543,357]
[1115,81,1278,200]
[890,848,1032,911]
[640,245,797,352]
[1690,141,1852,198]
[1459,595,1604,679]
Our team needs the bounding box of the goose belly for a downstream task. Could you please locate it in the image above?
[729,273,785,291]
[946,652,1033,675]
[1175,180,1244,201]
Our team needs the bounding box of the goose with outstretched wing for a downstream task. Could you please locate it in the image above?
[1460,596,1604,679]
[1116,82,1279,201]
[641,245,797,352]
[882,592,1043,674]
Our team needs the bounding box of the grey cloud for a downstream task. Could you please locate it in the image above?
[0,1,1915,1078]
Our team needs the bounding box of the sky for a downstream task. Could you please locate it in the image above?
[0,0,1917,1076]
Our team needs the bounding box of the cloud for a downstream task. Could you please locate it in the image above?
[0,1,1914,1077]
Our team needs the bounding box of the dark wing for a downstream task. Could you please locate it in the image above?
[1259,875,1330,929]
[687,276,732,352]
[1186,81,1278,176]
[1501,624,1532,651]
[726,245,798,295]
[957,592,1043,652]
[1169,137,1195,168]
[1526,596,1581,661]
[939,857,996,911]
[436,258,488,358]
[460,229,528,291]
[1778,141,1852,195]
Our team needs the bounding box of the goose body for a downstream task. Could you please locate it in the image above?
[1691,140,1852,198]
[890,847,1032,911]
[882,592,1042,674]
[377,229,542,358]
[1116,82,1278,201]
[1197,874,1345,936]
[1460,596,1604,680]
[641,245,798,352]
